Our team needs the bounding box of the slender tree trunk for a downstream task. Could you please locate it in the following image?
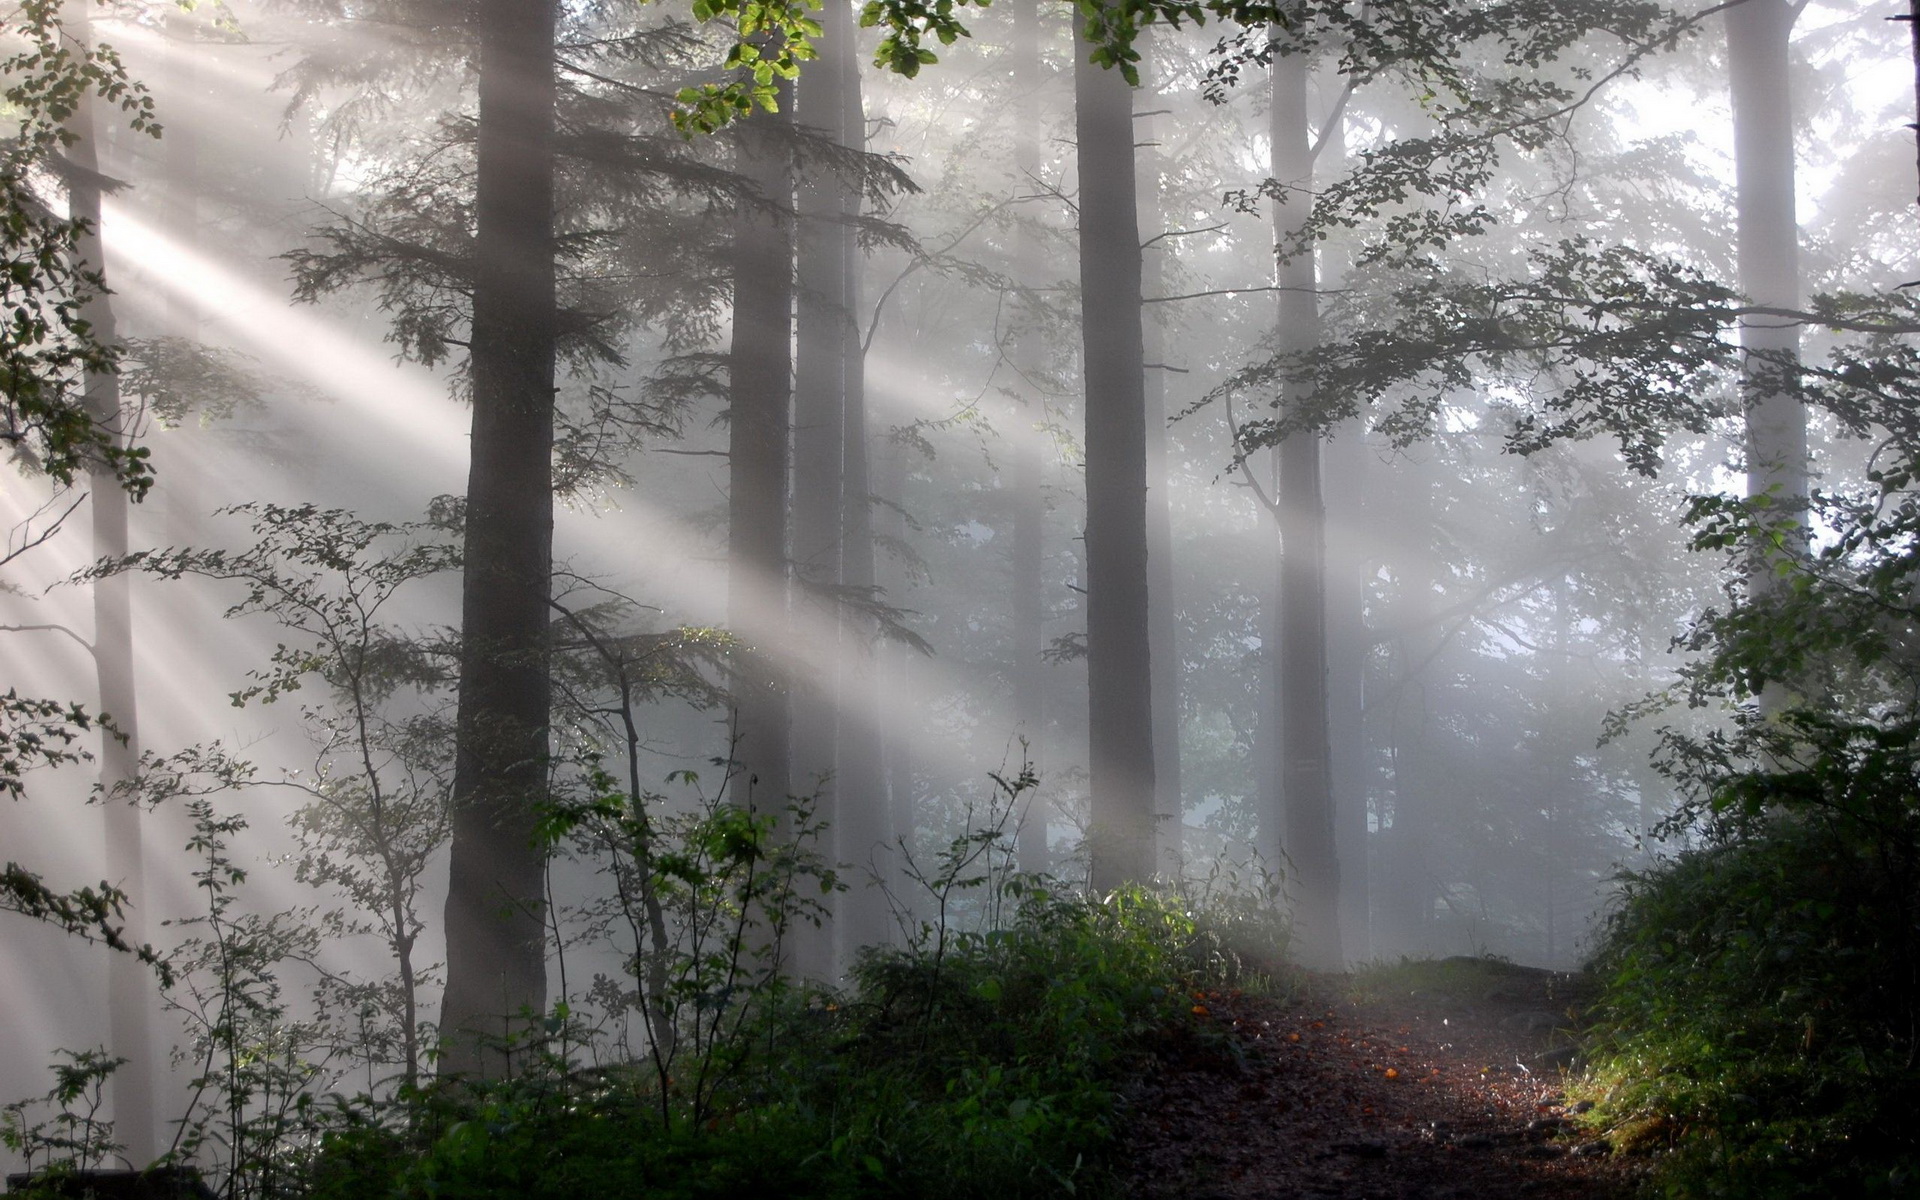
[727,92,797,878]
[437,0,559,1079]
[830,0,893,961]
[789,24,848,979]
[159,3,205,547]
[1271,46,1340,969]
[1137,80,1182,879]
[1316,70,1368,963]
[1727,0,1805,570]
[1074,25,1155,892]
[1009,0,1051,875]
[1324,427,1369,960]
[876,438,919,910]
[66,12,154,1154]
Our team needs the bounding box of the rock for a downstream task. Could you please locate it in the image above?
[1571,1099,1595,1114]
[1454,1133,1495,1149]
[1521,1143,1566,1159]
[1573,1141,1612,1157]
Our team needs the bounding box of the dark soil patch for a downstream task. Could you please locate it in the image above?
[1118,961,1645,1200]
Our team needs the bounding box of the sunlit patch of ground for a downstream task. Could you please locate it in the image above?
[1119,963,1647,1200]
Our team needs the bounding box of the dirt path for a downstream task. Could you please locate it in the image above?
[1118,963,1644,1200]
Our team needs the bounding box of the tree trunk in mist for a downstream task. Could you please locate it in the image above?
[1324,427,1369,960]
[1271,48,1340,970]
[1136,72,1183,879]
[1074,27,1155,893]
[1010,0,1051,875]
[1727,0,1805,573]
[159,4,206,546]
[791,30,848,980]
[1316,82,1369,963]
[828,2,893,963]
[437,0,559,1079]
[1376,502,1442,959]
[876,435,917,899]
[727,95,797,889]
[66,20,155,1156]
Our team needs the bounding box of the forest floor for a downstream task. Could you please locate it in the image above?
[1117,960,1646,1200]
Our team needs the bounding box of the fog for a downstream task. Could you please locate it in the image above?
[3,0,1912,1174]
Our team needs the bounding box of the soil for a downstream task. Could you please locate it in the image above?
[1116,960,1646,1200]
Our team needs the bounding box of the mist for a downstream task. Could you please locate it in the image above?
[3,0,1915,1194]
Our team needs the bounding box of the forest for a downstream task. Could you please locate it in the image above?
[3,0,1918,1196]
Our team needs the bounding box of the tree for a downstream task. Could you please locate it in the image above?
[60,0,157,1158]
[725,87,797,916]
[1268,32,1339,970]
[1009,0,1053,875]
[0,0,169,1021]
[436,0,561,1078]
[1726,0,1806,586]
[1075,16,1156,892]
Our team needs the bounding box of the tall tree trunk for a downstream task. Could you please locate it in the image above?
[1009,0,1051,874]
[1135,67,1182,879]
[790,25,847,979]
[1074,26,1155,892]
[1728,0,1805,571]
[1324,426,1369,960]
[437,0,559,1079]
[876,437,919,908]
[159,3,205,546]
[727,92,797,893]
[67,9,154,1154]
[829,0,893,962]
[1271,46,1340,969]
[1316,76,1368,963]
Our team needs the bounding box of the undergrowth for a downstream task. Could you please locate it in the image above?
[300,882,1276,1200]
[1576,718,1920,1199]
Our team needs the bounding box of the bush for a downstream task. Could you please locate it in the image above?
[1579,719,1920,1198]
[299,881,1280,1200]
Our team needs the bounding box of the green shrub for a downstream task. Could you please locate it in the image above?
[1580,725,1920,1198]
[300,881,1282,1200]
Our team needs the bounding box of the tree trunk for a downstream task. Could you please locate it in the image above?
[1136,66,1183,879]
[1009,0,1051,875]
[876,437,919,906]
[66,10,154,1154]
[789,23,848,980]
[1074,25,1155,893]
[1324,426,1369,961]
[437,0,559,1079]
[726,86,797,972]
[828,0,893,962]
[1272,46,1340,970]
[1727,0,1805,568]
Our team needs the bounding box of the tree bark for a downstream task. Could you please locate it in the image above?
[827,0,893,963]
[726,87,797,949]
[1135,63,1183,879]
[1272,45,1340,970]
[1727,0,1805,571]
[1009,0,1051,875]
[437,0,559,1079]
[1310,70,1369,962]
[66,8,154,1153]
[1074,25,1155,893]
[789,21,848,979]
